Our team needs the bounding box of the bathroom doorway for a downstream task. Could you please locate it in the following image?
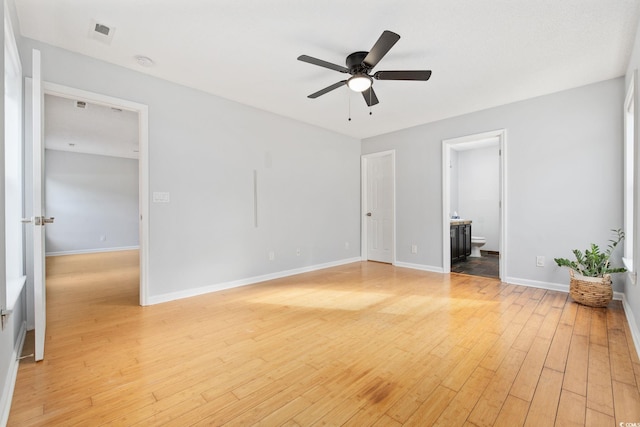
[442,130,506,280]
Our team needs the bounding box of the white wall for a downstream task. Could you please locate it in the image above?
[363,77,624,292]
[18,38,361,302]
[44,149,139,255]
[457,146,500,251]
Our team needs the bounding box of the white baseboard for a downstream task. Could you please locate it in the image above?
[394,261,444,274]
[1,320,27,427]
[504,277,569,293]
[148,257,364,305]
[504,276,625,301]
[622,294,640,360]
[46,246,139,257]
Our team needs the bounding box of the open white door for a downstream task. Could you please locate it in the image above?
[32,49,49,361]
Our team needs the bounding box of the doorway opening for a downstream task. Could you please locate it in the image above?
[43,82,149,305]
[442,130,506,279]
[38,84,149,303]
[24,78,149,361]
[43,92,142,302]
[361,150,396,264]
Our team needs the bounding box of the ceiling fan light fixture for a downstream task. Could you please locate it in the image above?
[347,74,372,92]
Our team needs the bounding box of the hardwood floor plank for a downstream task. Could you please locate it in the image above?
[252,396,312,427]
[511,298,539,326]
[585,407,614,427]
[403,385,457,426]
[370,413,403,427]
[510,336,552,402]
[555,389,586,427]
[563,334,590,397]
[608,328,638,387]
[612,380,640,425]
[479,321,525,371]
[545,322,573,372]
[468,348,527,427]
[511,313,544,352]
[7,251,640,426]
[523,367,563,426]
[114,394,209,426]
[589,308,609,347]
[587,342,615,416]
[493,395,530,427]
[573,304,593,336]
[624,322,640,365]
[559,299,579,325]
[441,331,499,391]
[433,366,493,426]
[536,307,563,340]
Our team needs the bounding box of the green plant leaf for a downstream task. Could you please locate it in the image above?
[554,228,626,277]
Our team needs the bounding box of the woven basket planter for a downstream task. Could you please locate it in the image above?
[569,270,613,308]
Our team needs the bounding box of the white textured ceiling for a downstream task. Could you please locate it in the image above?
[15,0,640,139]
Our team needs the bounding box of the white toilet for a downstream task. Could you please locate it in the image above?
[470,236,486,257]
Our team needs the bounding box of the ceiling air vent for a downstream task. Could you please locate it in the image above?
[89,19,116,45]
[94,23,110,36]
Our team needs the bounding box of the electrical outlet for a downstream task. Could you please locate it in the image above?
[345,241,349,250]
[100,235,106,242]
[536,256,544,267]
[268,250,275,261]
[296,248,301,256]
[411,244,418,254]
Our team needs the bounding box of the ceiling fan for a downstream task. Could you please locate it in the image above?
[297,30,432,107]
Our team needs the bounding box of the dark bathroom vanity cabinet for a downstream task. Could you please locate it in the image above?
[450,220,471,264]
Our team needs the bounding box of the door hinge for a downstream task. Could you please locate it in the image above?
[1,307,12,330]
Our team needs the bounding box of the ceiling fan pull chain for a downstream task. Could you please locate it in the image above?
[369,90,373,116]
[348,92,352,121]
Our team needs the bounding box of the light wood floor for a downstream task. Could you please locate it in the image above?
[8,251,640,426]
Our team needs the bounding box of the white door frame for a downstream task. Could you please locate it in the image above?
[41,82,150,305]
[361,150,396,264]
[442,129,507,279]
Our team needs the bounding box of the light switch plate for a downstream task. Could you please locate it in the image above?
[152,192,170,203]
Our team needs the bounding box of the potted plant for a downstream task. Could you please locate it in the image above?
[554,229,626,307]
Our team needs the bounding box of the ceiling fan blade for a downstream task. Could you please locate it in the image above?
[362,30,401,69]
[297,55,349,73]
[308,80,347,98]
[373,70,432,81]
[362,87,379,106]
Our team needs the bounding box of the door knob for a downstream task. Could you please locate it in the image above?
[43,217,55,224]
[366,212,372,217]
[21,218,32,224]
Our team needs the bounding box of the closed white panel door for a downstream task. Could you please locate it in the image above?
[366,154,393,263]
[32,49,46,361]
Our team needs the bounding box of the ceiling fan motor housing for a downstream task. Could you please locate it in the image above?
[346,51,370,75]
